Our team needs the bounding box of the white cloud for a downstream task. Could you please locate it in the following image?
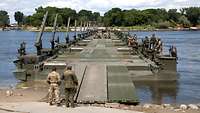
[0,0,199,23]
[44,0,83,11]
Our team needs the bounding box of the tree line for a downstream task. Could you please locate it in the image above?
[104,7,200,28]
[0,6,200,28]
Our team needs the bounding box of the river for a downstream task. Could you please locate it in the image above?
[0,30,199,104]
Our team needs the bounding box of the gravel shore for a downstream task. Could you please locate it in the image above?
[0,83,199,113]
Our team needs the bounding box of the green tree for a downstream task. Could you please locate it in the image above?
[78,10,93,22]
[35,6,45,13]
[92,12,100,21]
[97,16,103,25]
[26,6,78,26]
[42,7,59,25]
[57,15,63,26]
[23,16,29,25]
[20,6,200,27]
[31,13,44,26]
[184,7,200,26]
[104,8,123,26]
[14,11,24,25]
[0,10,10,27]
[103,16,110,27]
[123,9,149,26]
[178,15,191,27]
[34,6,67,26]
[49,14,63,26]
[180,8,186,15]
[60,8,77,26]
[168,9,181,22]
[142,8,168,23]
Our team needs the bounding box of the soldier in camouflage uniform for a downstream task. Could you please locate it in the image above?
[155,38,163,55]
[62,66,78,108]
[47,67,61,106]
[150,33,157,49]
[169,45,177,58]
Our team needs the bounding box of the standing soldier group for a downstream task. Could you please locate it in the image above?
[142,34,163,60]
[47,66,78,108]
[94,30,111,39]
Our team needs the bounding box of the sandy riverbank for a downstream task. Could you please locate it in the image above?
[0,82,199,113]
[0,81,48,102]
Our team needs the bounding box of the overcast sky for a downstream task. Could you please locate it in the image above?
[0,0,200,23]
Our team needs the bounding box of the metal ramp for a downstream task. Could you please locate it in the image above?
[107,66,139,104]
[77,64,107,103]
[76,64,138,104]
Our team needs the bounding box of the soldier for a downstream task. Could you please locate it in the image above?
[150,33,157,49]
[108,31,111,39]
[155,38,163,55]
[47,67,61,106]
[94,33,98,39]
[143,36,150,49]
[18,41,26,56]
[62,66,78,108]
[55,36,60,48]
[65,34,69,43]
[128,36,133,46]
[169,45,177,58]
[133,34,137,40]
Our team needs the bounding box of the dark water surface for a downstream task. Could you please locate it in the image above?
[0,30,200,104]
[0,31,76,88]
[130,31,200,104]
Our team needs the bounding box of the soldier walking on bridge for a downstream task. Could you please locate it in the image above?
[47,67,61,106]
[62,66,78,108]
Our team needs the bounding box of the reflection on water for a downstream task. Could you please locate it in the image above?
[133,70,179,104]
[134,80,178,104]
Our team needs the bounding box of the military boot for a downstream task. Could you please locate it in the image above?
[49,102,53,106]
[66,103,69,107]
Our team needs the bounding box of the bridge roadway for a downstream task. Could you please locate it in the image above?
[52,33,152,104]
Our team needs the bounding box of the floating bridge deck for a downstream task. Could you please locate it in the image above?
[47,33,154,104]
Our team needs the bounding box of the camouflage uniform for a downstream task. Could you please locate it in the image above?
[128,36,133,46]
[150,34,157,49]
[155,39,163,55]
[47,71,61,105]
[169,45,177,58]
[143,37,150,49]
[62,69,78,107]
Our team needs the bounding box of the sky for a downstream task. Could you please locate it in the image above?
[0,0,200,23]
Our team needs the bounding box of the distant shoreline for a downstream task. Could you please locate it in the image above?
[1,26,200,32]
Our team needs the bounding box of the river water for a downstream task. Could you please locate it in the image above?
[0,30,199,104]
